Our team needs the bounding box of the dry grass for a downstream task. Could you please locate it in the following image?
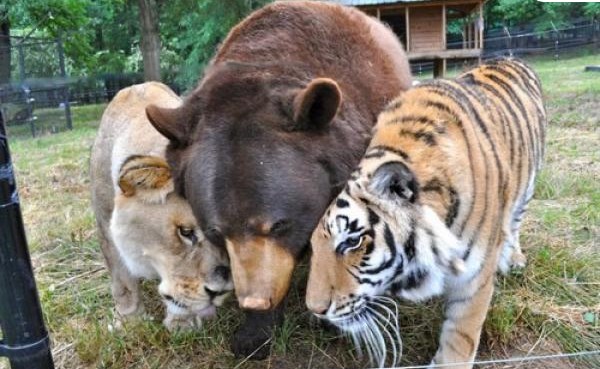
[1,47,599,369]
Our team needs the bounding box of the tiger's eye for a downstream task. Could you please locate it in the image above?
[347,236,362,247]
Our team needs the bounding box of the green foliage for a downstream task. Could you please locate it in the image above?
[485,0,591,30]
[160,0,272,89]
[584,3,600,17]
[9,0,94,70]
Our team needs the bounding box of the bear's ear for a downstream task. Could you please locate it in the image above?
[146,104,193,146]
[370,161,419,203]
[118,155,174,204]
[292,78,342,130]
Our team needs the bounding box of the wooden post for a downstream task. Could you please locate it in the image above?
[376,7,380,20]
[479,1,484,49]
[442,4,446,50]
[467,20,472,48]
[406,6,410,52]
[433,58,446,78]
[463,22,467,49]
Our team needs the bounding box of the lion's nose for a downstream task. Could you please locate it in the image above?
[204,286,228,300]
[214,265,230,281]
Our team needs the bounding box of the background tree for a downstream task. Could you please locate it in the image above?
[138,0,160,81]
[0,4,10,85]
[485,0,590,30]
[160,0,271,88]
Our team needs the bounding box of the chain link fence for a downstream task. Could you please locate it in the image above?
[0,35,72,138]
[411,17,600,76]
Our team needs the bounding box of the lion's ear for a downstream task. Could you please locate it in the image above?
[118,155,174,204]
[146,104,194,146]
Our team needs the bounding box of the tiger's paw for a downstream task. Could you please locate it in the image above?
[510,251,527,269]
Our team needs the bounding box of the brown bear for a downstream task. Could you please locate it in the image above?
[146,0,412,358]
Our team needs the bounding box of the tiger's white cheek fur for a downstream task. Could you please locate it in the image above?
[393,206,468,302]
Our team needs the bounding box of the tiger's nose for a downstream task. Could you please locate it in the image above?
[306,299,331,315]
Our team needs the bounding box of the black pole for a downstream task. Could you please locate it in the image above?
[0,111,54,368]
[56,37,72,131]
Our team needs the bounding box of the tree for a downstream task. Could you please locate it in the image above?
[485,0,589,30]
[160,0,272,89]
[0,6,10,85]
[138,0,160,81]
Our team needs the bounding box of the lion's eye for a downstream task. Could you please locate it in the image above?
[178,226,198,244]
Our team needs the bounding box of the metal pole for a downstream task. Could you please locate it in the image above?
[0,111,54,369]
[56,37,72,130]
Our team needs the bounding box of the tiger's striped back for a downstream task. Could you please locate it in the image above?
[305,58,546,368]
[374,57,545,271]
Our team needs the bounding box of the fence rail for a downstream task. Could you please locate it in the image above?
[411,18,599,75]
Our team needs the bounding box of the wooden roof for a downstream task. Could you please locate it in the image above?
[334,0,463,5]
[333,0,483,6]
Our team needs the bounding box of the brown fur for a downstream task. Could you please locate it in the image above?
[145,1,412,357]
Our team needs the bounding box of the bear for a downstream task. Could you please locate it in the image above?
[146,1,412,358]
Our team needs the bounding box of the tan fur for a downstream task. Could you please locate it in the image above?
[306,59,546,368]
[226,237,295,310]
[90,82,232,330]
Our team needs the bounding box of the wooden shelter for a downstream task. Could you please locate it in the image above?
[335,0,485,77]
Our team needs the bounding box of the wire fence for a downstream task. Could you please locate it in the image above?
[0,35,72,138]
[1,17,598,138]
[383,350,600,369]
[411,17,600,76]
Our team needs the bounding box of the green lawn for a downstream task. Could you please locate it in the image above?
[2,47,599,369]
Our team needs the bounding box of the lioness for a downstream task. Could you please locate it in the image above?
[90,82,233,330]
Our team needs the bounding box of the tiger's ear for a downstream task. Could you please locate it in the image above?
[292,78,342,130]
[370,161,419,203]
[118,155,174,204]
[146,104,195,146]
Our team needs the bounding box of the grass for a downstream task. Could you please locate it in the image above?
[2,46,599,369]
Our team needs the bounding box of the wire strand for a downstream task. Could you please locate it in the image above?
[379,350,600,369]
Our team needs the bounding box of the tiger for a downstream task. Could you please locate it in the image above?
[305,58,546,368]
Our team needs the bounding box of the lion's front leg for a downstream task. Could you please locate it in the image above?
[430,269,496,369]
[99,228,143,321]
[163,310,202,332]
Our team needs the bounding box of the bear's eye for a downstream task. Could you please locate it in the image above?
[178,226,198,245]
[205,227,225,248]
[270,219,291,236]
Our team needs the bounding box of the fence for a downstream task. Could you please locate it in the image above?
[0,36,72,138]
[411,17,600,76]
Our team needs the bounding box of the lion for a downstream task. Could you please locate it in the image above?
[90,82,233,330]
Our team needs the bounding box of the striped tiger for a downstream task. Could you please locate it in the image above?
[306,58,546,368]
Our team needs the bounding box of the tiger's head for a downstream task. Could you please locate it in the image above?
[306,149,466,364]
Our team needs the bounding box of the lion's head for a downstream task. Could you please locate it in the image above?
[110,155,233,325]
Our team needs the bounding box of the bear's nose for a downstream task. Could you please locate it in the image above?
[214,265,230,281]
[204,286,228,300]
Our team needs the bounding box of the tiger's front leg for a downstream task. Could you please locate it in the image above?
[430,267,496,369]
